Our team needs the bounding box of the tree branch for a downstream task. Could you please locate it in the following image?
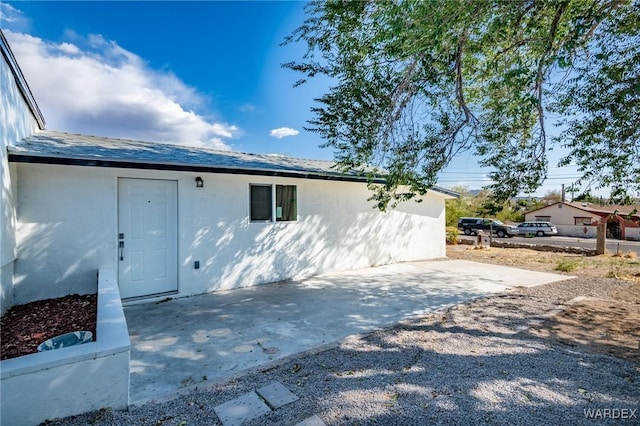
[534,1,569,155]
[455,29,476,127]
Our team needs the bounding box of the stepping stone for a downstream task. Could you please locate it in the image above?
[214,391,271,426]
[296,415,327,426]
[256,381,299,409]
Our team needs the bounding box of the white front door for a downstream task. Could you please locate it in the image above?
[118,178,178,299]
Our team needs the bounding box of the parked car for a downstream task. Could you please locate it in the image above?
[462,219,519,238]
[457,217,483,230]
[517,221,558,237]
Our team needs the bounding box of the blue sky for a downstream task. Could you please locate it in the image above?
[1,1,588,196]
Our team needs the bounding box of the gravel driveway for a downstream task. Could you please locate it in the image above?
[47,276,639,425]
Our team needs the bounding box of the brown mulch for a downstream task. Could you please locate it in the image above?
[0,293,97,360]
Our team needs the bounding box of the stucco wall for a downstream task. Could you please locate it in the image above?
[14,163,447,303]
[0,53,40,314]
[14,164,115,304]
[626,228,640,242]
[555,224,598,238]
[525,203,600,225]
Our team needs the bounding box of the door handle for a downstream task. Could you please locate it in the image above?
[119,240,124,261]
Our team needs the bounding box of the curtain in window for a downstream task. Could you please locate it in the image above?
[276,185,297,221]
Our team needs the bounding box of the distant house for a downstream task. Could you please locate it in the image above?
[524,201,640,240]
[1,31,456,314]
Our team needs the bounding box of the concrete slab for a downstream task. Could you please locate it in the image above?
[422,259,574,288]
[213,392,271,426]
[256,381,299,409]
[125,259,570,403]
[296,415,327,426]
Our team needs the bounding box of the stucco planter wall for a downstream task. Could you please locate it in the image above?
[0,268,130,426]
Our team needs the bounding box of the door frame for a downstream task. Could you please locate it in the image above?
[117,177,179,300]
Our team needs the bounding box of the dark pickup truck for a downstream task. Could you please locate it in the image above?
[462,219,519,238]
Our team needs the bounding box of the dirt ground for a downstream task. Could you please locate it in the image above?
[448,245,640,363]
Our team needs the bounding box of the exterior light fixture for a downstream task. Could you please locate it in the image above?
[195,176,204,188]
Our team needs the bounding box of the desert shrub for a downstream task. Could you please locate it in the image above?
[446,226,459,245]
[606,267,628,279]
[555,258,579,272]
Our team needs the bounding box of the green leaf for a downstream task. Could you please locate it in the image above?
[285,0,640,208]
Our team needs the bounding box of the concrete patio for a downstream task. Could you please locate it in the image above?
[124,259,571,404]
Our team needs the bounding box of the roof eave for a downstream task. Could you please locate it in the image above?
[430,186,460,199]
[7,151,385,184]
[7,150,457,197]
[1,30,45,130]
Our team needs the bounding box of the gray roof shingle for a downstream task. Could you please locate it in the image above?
[8,130,457,196]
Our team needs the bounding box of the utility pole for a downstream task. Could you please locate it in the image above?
[567,185,577,202]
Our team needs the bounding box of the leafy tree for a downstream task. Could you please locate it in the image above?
[478,198,505,218]
[574,191,599,203]
[285,0,639,210]
[495,202,526,223]
[444,185,475,226]
[552,5,640,203]
[542,190,563,203]
[611,194,634,205]
[445,187,525,225]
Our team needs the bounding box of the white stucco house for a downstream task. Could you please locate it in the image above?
[1,30,456,315]
[524,201,640,240]
[2,29,457,424]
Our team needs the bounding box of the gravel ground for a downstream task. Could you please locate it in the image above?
[46,277,639,426]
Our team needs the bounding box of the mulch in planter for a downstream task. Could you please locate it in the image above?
[1,293,97,360]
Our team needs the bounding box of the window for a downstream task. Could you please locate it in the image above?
[574,217,592,225]
[276,185,297,221]
[250,185,272,221]
[535,216,551,222]
[250,184,297,222]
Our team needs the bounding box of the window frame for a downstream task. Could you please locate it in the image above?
[249,184,274,222]
[574,217,592,225]
[249,183,298,223]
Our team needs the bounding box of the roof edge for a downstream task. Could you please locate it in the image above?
[1,30,45,130]
[7,152,385,184]
[430,186,459,198]
[524,201,596,216]
[8,151,456,197]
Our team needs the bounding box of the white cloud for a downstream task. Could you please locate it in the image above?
[269,127,300,139]
[56,42,81,55]
[4,29,238,150]
[0,3,22,23]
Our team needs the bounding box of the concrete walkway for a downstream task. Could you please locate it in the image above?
[124,259,570,404]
